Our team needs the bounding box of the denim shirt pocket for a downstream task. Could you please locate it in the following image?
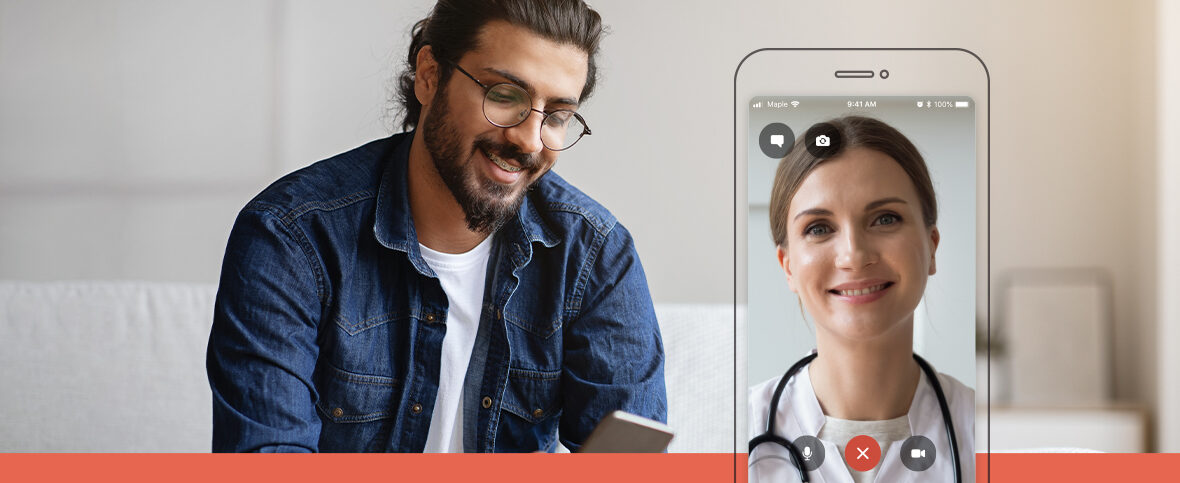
[314,362,397,452]
[496,367,562,452]
[503,311,562,339]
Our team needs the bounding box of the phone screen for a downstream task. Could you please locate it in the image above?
[746,95,977,480]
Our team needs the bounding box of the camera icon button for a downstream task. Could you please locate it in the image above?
[804,122,842,158]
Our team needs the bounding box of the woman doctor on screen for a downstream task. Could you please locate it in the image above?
[748,116,974,482]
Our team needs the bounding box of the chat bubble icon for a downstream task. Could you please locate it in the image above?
[758,123,794,159]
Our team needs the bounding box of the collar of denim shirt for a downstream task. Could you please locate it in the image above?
[372,132,560,277]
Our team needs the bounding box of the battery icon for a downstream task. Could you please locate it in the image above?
[955,101,969,108]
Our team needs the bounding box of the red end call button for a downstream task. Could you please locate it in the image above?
[844,435,881,472]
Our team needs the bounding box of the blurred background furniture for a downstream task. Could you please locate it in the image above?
[0,281,737,452]
[979,405,1148,453]
[981,268,1149,452]
[1002,269,1113,406]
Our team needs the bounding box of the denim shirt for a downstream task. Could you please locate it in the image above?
[206,133,667,452]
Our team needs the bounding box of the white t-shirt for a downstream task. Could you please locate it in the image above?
[419,236,493,453]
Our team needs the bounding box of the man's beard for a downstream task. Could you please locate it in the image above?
[420,86,541,235]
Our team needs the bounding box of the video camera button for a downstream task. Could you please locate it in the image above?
[899,435,937,472]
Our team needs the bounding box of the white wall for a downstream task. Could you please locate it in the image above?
[0,1,277,283]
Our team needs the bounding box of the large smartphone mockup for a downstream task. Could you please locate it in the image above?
[738,49,987,482]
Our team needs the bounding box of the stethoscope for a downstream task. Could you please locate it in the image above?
[748,352,962,483]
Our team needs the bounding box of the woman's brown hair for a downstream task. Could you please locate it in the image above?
[768,115,938,247]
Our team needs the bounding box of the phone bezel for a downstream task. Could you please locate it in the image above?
[733,48,990,455]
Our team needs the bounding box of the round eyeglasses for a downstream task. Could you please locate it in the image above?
[451,63,591,151]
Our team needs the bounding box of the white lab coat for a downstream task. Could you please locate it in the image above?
[748,364,975,482]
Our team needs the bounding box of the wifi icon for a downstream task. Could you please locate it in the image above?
[791,101,800,108]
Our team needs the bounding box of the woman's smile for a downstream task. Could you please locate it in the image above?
[828,280,895,304]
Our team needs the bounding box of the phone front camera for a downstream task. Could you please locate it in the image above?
[880,69,890,79]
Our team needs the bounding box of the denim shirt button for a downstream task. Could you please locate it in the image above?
[481,396,493,409]
[331,407,344,418]
[411,403,423,415]
[425,314,436,322]
[532,408,544,418]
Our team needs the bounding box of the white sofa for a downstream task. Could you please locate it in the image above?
[0,281,738,452]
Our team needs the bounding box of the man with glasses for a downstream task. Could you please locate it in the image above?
[207,0,666,453]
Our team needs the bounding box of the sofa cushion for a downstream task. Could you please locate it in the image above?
[0,281,216,452]
[0,281,738,452]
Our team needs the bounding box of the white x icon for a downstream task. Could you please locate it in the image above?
[857,447,869,460]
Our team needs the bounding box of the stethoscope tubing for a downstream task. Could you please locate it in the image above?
[748,352,962,483]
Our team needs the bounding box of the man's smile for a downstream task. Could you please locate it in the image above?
[486,148,523,173]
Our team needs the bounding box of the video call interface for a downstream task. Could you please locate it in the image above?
[746,95,978,476]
